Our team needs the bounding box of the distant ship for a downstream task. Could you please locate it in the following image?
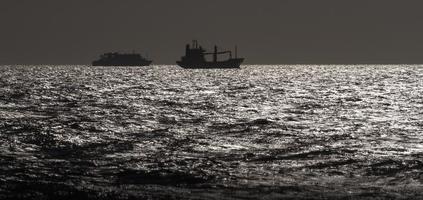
[92,52,152,66]
[176,40,244,68]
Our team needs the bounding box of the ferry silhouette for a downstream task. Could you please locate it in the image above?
[92,52,152,66]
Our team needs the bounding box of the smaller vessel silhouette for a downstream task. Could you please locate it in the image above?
[177,40,244,68]
[92,52,152,66]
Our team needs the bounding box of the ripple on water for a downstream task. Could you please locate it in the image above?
[1,65,423,199]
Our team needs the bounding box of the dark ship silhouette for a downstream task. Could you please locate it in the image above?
[92,52,152,66]
[177,40,244,68]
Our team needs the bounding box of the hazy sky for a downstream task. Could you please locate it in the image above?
[1,0,423,64]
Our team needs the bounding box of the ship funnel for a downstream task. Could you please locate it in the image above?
[235,45,238,58]
[186,44,190,55]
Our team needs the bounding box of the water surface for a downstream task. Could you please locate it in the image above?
[1,65,423,199]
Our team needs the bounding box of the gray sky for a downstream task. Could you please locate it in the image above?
[1,0,423,64]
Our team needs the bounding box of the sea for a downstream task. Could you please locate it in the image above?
[1,65,423,200]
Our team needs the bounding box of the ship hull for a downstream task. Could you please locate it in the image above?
[177,58,244,69]
[92,60,152,66]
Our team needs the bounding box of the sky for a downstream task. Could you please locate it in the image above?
[1,0,423,64]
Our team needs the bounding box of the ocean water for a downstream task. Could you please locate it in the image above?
[1,65,423,199]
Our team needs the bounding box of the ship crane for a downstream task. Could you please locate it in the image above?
[204,51,232,56]
[203,46,235,62]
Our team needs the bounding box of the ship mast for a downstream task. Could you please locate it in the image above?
[213,45,218,62]
[192,40,199,48]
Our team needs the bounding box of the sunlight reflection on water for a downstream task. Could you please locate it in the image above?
[1,65,423,199]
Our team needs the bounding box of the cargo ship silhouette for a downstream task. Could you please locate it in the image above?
[177,40,244,68]
[92,52,152,66]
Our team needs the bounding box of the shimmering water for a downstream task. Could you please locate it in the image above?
[1,65,423,199]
